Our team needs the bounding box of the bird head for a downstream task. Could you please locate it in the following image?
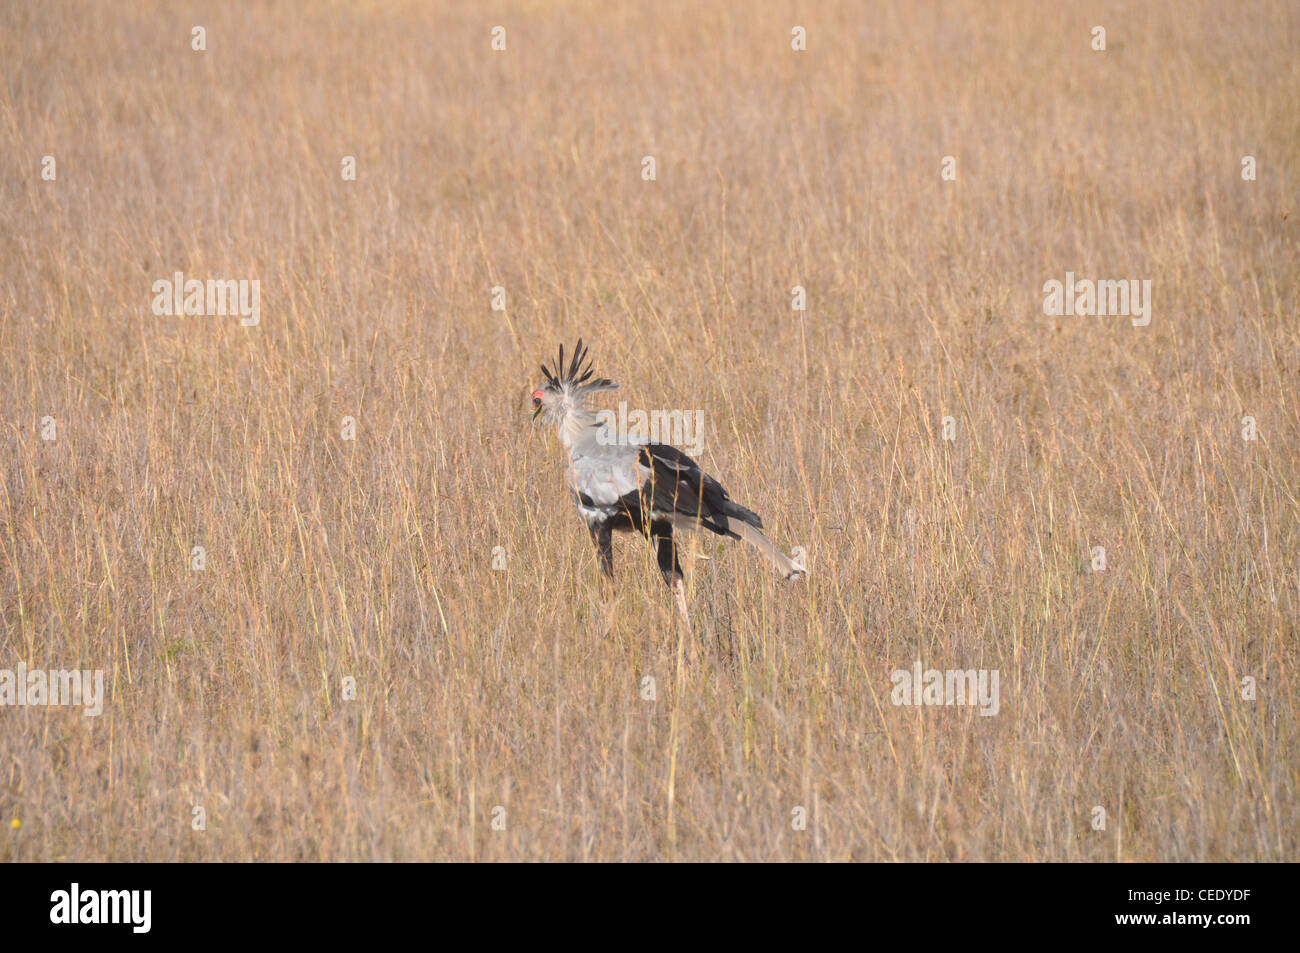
[531,338,617,427]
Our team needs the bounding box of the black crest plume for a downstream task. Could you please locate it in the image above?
[540,338,613,392]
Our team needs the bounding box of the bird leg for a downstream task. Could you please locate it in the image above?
[653,527,691,632]
[671,577,692,632]
[589,522,616,635]
[590,522,614,581]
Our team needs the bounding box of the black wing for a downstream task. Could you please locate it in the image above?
[636,443,762,539]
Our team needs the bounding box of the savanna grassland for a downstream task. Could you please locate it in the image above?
[0,0,1296,861]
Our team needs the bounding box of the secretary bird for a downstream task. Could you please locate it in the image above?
[531,339,806,629]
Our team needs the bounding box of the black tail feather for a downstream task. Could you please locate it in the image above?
[721,499,763,530]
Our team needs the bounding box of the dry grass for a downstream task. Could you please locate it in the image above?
[0,0,1296,862]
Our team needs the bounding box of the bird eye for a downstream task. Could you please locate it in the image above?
[533,395,542,407]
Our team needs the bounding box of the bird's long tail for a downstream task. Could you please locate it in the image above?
[725,517,807,580]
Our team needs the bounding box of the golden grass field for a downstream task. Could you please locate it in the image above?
[0,0,1296,862]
